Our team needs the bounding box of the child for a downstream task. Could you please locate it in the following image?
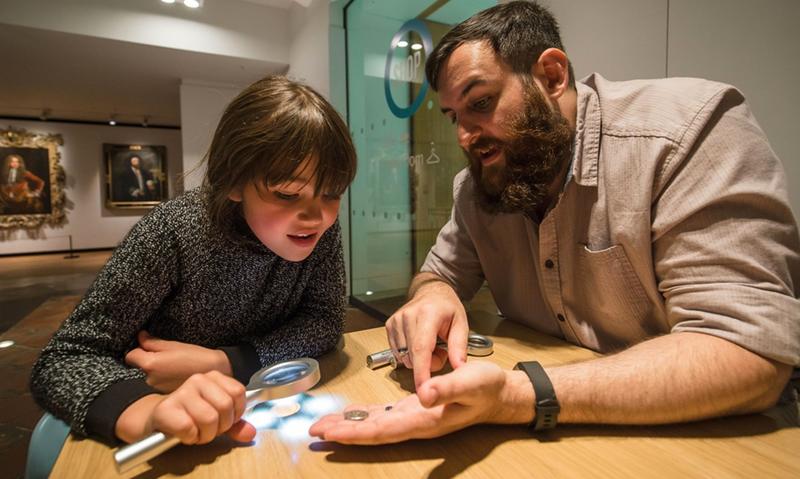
[30,75,357,446]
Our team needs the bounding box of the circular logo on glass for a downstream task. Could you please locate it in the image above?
[384,19,433,119]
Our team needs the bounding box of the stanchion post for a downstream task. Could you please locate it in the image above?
[64,235,79,259]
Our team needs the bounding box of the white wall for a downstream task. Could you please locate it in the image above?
[179,81,243,191]
[0,119,182,255]
[288,0,332,97]
[540,0,668,81]
[0,0,290,64]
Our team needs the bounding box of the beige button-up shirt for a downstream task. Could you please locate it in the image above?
[422,74,800,365]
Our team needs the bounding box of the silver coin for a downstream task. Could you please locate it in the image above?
[344,409,369,421]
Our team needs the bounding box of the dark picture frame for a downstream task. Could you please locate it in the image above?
[0,127,66,229]
[105,144,168,208]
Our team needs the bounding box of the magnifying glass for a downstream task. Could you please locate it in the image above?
[113,358,320,474]
[366,332,494,369]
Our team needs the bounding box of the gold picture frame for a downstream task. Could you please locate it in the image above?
[0,127,66,229]
[104,144,168,209]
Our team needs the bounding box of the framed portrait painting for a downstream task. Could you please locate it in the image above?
[0,127,66,229]
[105,144,168,208]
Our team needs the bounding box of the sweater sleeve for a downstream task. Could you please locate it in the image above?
[223,221,346,380]
[29,206,180,441]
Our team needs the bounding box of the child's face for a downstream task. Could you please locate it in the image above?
[228,163,341,262]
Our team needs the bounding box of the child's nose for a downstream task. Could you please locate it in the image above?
[298,199,323,222]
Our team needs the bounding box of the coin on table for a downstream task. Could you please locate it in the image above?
[344,409,369,421]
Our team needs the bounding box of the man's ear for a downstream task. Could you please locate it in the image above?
[533,48,570,100]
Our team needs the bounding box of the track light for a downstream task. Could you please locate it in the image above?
[109,115,117,126]
[161,0,204,8]
[40,108,51,121]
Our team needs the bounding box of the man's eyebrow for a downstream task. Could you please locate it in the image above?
[440,78,487,114]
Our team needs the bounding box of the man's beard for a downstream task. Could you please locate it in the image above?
[466,81,574,219]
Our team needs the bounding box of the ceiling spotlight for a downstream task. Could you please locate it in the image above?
[40,108,51,121]
[411,43,423,51]
[183,0,201,8]
[161,0,176,3]
[396,40,409,48]
[142,116,150,127]
[109,115,117,126]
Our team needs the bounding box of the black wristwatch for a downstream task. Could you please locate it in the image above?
[514,361,560,430]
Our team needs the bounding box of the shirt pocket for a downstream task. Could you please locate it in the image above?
[572,244,656,348]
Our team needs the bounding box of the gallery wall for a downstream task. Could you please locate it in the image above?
[0,119,182,256]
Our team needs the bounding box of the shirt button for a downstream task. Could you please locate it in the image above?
[557,314,566,322]
[544,259,554,269]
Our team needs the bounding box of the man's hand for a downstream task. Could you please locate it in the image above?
[115,371,256,445]
[125,331,233,392]
[309,362,531,444]
[386,273,470,389]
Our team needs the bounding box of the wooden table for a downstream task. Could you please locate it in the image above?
[51,311,800,478]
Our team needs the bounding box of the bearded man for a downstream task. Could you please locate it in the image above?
[311,1,799,443]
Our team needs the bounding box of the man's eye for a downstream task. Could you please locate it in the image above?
[473,97,491,110]
[273,191,299,201]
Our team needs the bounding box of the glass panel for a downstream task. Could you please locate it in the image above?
[345,0,496,317]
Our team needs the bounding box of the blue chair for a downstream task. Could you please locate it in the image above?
[25,413,71,479]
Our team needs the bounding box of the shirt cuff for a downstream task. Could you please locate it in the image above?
[219,343,261,385]
[85,378,159,443]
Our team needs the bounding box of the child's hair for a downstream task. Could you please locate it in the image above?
[203,75,357,235]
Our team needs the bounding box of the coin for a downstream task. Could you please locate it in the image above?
[271,402,302,418]
[344,409,369,421]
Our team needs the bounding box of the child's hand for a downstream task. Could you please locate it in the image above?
[125,331,233,392]
[116,371,257,444]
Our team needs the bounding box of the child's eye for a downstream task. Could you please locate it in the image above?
[322,193,341,201]
[273,191,299,201]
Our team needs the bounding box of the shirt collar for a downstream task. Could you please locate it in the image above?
[571,80,601,187]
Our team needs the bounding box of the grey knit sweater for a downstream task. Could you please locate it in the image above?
[30,187,345,441]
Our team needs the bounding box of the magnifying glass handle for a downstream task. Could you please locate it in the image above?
[366,334,493,370]
[114,389,262,473]
[114,431,179,474]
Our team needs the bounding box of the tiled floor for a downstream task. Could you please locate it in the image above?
[0,250,112,479]
[0,250,383,479]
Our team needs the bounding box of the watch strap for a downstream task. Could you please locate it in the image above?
[514,361,560,430]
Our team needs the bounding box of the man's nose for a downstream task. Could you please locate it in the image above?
[457,120,480,150]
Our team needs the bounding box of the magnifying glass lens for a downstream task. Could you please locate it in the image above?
[261,364,309,385]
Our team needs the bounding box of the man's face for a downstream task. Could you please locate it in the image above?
[437,41,573,217]
[130,156,140,168]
